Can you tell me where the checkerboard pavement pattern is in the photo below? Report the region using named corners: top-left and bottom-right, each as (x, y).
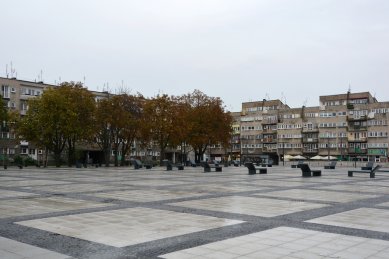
top-left (1, 164), bottom-right (389, 258)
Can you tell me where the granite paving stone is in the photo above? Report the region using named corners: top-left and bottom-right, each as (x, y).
top-left (1, 165), bottom-right (389, 258)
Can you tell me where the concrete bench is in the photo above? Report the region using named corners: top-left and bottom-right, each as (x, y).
top-left (132, 159), bottom-right (143, 169)
top-left (291, 161), bottom-right (304, 168)
top-left (245, 162), bottom-right (267, 175)
top-left (300, 164), bottom-right (321, 177)
top-left (361, 161), bottom-right (374, 170)
top-left (324, 161), bottom-right (337, 169)
top-left (165, 161), bottom-right (184, 171)
top-left (348, 165), bottom-right (381, 178)
top-left (203, 163), bottom-right (222, 173)
top-left (232, 160), bottom-right (240, 167)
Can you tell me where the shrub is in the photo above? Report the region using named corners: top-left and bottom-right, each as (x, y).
top-left (24, 156), bottom-right (37, 166)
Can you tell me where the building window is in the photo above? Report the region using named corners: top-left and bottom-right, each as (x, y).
top-left (1, 85), bottom-right (10, 98)
top-left (29, 149), bottom-right (36, 155)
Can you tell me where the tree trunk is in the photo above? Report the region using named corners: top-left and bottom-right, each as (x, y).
top-left (104, 148), bottom-right (110, 167)
top-left (67, 139), bottom-right (76, 167)
top-left (54, 152), bottom-right (61, 167)
top-left (159, 147), bottom-right (165, 165)
top-left (120, 145), bottom-right (128, 166)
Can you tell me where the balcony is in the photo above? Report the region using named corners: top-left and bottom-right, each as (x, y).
top-left (347, 115), bottom-right (368, 122)
top-left (348, 125), bottom-right (368, 132)
top-left (262, 147), bottom-right (277, 153)
top-left (263, 128), bottom-right (277, 133)
top-left (20, 94), bottom-right (36, 100)
top-left (302, 137), bottom-right (318, 143)
top-left (262, 138), bottom-right (276, 143)
top-left (302, 128), bottom-right (319, 133)
top-left (20, 141), bottom-right (29, 146)
top-left (348, 137), bottom-right (367, 143)
top-left (348, 148), bottom-right (367, 154)
top-left (262, 120), bottom-right (278, 125)
top-left (303, 149), bottom-right (318, 154)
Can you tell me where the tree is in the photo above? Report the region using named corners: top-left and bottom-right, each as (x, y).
top-left (18, 82), bottom-right (95, 167)
top-left (94, 94), bottom-right (143, 167)
top-left (170, 96), bottom-right (191, 163)
top-left (94, 97), bottom-right (114, 167)
top-left (117, 94), bottom-right (143, 166)
top-left (58, 82), bottom-right (95, 166)
top-left (184, 90), bottom-right (232, 163)
top-left (141, 94), bottom-right (176, 164)
top-left (18, 88), bottom-right (68, 167)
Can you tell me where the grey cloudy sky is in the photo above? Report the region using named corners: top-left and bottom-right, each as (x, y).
top-left (1, 0), bottom-right (389, 111)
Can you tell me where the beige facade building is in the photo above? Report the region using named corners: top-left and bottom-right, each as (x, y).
top-left (239, 92), bottom-right (389, 164)
top-left (0, 77), bottom-right (111, 164)
top-left (0, 77), bottom-right (52, 162)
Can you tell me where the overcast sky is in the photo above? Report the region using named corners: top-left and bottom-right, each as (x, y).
top-left (1, 0), bottom-right (389, 111)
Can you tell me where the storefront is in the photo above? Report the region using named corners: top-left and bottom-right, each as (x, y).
top-left (368, 149), bottom-right (388, 162)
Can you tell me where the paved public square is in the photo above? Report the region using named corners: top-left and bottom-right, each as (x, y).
top-left (1, 164), bottom-right (389, 258)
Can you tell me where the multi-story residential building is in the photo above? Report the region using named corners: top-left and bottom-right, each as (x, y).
top-left (239, 91), bottom-right (389, 163)
top-left (0, 77), bottom-right (53, 163)
top-left (0, 77), bottom-right (113, 165)
top-left (240, 99), bottom-right (288, 164)
top-left (230, 112), bottom-right (241, 160)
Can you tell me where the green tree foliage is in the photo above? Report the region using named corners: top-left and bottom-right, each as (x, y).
top-left (0, 95), bottom-right (7, 124)
top-left (58, 82), bottom-right (96, 166)
top-left (94, 94), bottom-right (143, 166)
top-left (19, 88), bottom-right (68, 167)
top-left (18, 82), bottom-right (95, 167)
top-left (117, 94), bottom-right (143, 166)
top-left (183, 90), bottom-right (232, 163)
top-left (141, 94), bottom-right (176, 164)
top-left (94, 97), bottom-right (114, 166)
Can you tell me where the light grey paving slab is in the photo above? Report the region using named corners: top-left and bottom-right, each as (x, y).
top-left (171, 184), bottom-right (265, 193)
top-left (91, 189), bottom-right (210, 202)
top-left (0, 176), bottom-right (25, 181)
top-left (317, 184), bottom-right (389, 194)
top-left (0, 197), bottom-right (107, 218)
top-left (17, 207), bottom-right (243, 247)
top-left (259, 189), bottom-right (377, 203)
top-left (0, 236), bottom-right (71, 259)
top-left (378, 201), bottom-right (389, 207)
top-left (117, 179), bottom-right (193, 186)
top-left (0, 180), bottom-right (71, 187)
top-left (242, 179), bottom-right (309, 187)
top-left (161, 227), bottom-right (389, 259)
top-left (307, 208), bottom-right (389, 233)
top-left (0, 189), bottom-right (39, 198)
top-left (21, 183), bottom-right (119, 193)
top-left (169, 196), bottom-right (327, 217)
top-left (350, 180), bottom-right (389, 187)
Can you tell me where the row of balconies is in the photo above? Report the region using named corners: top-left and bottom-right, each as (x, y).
top-left (236, 136), bottom-right (383, 145)
top-left (241, 147), bottom-right (371, 155)
top-left (301, 148), bottom-right (368, 154)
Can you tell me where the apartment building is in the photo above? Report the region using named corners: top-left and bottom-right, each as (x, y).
top-left (239, 99), bottom-right (288, 164)
top-left (0, 77), bottom-right (53, 162)
top-left (0, 77), bottom-right (112, 164)
top-left (239, 92), bottom-right (389, 163)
